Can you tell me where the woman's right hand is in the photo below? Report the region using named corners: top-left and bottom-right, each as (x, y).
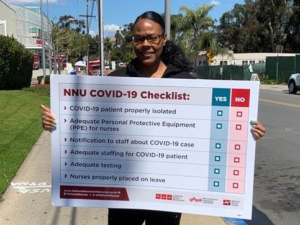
top-left (41, 104), bottom-right (56, 131)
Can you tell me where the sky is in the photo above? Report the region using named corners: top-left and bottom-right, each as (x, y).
top-left (5, 0), bottom-right (244, 37)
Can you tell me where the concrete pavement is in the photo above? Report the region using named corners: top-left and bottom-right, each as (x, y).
top-left (0, 131), bottom-right (228, 225)
top-left (259, 84), bottom-right (287, 92)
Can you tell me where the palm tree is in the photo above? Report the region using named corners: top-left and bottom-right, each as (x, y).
top-left (178, 5), bottom-right (214, 49)
top-left (177, 5), bottom-right (231, 66)
top-left (175, 5), bottom-right (215, 66)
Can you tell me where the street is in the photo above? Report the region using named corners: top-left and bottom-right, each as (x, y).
top-left (246, 87), bottom-right (300, 225)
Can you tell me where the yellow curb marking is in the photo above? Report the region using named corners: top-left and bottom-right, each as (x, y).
top-left (260, 98), bottom-right (300, 109)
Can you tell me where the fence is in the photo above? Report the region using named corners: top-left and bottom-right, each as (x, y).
top-left (196, 65), bottom-right (252, 80)
top-left (197, 55), bottom-right (300, 83)
top-left (265, 56), bottom-right (300, 83)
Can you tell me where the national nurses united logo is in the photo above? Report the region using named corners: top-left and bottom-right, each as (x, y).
top-left (189, 197), bottom-right (203, 203)
top-left (223, 199), bottom-right (232, 206)
top-left (156, 193), bottom-right (173, 200)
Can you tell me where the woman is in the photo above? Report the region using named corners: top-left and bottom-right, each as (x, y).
top-left (42, 11), bottom-right (266, 225)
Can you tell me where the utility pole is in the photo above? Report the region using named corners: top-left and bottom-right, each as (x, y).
top-left (80, 0), bottom-right (95, 75)
top-left (46, 0), bottom-right (52, 74)
top-left (97, 0), bottom-right (104, 76)
top-left (165, 0), bottom-right (171, 39)
top-left (40, 0), bottom-right (46, 81)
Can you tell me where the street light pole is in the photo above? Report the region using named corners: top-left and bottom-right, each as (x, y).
top-left (165, 0), bottom-right (171, 39)
top-left (46, 0), bottom-right (52, 74)
top-left (40, 0), bottom-right (46, 81)
top-left (98, 0), bottom-right (104, 76)
top-left (86, 0), bottom-right (89, 75)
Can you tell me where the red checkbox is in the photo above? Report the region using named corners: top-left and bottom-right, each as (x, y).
top-left (233, 170), bottom-right (239, 176)
top-left (235, 144), bottom-right (241, 150)
top-left (237, 111), bottom-right (243, 117)
top-left (236, 124), bottom-right (242, 130)
top-left (234, 157), bottom-right (240, 163)
top-left (233, 183), bottom-right (239, 188)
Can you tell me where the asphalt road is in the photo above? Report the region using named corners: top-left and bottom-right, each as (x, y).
top-left (245, 87), bottom-right (300, 225)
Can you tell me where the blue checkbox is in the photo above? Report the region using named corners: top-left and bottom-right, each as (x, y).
top-left (215, 156), bottom-right (221, 161)
top-left (214, 181), bottom-right (220, 187)
top-left (214, 168), bottom-right (220, 174)
top-left (216, 123), bottom-right (222, 129)
top-left (217, 110), bottom-right (223, 116)
top-left (215, 143), bottom-right (221, 149)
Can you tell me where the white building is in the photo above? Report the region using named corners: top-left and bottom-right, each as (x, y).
top-left (0, 0), bottom-right (17, 37)
top-left (0, 0), bottom-right (51, 66)
top-left (198, 52), bottom-right (297, 66)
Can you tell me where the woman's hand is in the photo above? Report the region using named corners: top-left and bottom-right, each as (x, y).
top-left (251, 121), bottom-right (266, 140)
top-left (41, 104), bottom-right (56, 132)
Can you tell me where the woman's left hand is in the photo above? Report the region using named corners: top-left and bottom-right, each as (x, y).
top-left (251, 121), bottom-right (266, 140)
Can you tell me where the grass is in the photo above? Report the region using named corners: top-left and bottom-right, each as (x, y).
top-left (0, 87), bottom-right (50, 197)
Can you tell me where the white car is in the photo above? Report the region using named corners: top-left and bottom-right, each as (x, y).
top-left (288, 73), bottom-right (300, 94)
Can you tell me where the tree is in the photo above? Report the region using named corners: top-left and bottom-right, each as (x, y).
top-left (217, 3), bottom-right (260, 53)
top-left (56, 15), bottom-right (85, 34)
top-left (285, 0), bottom-right (300, 52)
top-left (52, 15), bottom-right (90, 65)
top-left (173, 5), bottom-right (215, 65)
top-left (217, 0), bottom-right (292, 53)
top-left (110, 23), bottom-right (135, 63)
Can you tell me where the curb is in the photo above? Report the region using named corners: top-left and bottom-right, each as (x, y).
top-left (222, 218), bottom-right (248, 225)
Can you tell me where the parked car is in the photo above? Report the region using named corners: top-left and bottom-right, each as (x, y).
top-left (287, 73), bottom-right (300, 94)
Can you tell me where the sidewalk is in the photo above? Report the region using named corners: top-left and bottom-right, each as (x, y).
top-left (259, 84), bottom-right (287, 92)
top-left (0, 131), bottom-right (228, 225)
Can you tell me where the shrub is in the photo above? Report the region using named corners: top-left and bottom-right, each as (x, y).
top-left (44, 75), bottom-right (50, 84)
top-left (37, 75), bottom-right (43, 84)
top-left (0, 35), bottom-right (33, 90)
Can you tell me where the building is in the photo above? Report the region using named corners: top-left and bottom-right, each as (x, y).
top-left (198, 52), bottom-right (297, 66)
top-left (0, 0), bottom-right (17, 37)
top-left (0, 0), bottom-right (51, 67)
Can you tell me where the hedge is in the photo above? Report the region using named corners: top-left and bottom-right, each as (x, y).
top-left (0, 35), bottom-right (33, 90)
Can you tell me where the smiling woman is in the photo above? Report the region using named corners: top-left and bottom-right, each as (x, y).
top-left (109, 11), bottom-right (194, 79)
top-left (106, 11), bottom-right (193, 225)
top-left (40, 10), bottom-right (266, 225)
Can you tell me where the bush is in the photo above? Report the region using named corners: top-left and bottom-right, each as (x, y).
top-left (0, 35), bottom-right (33, 90)
top-left (44, 75), bottom-right (50, 84)
top-left (37, 76), bottom-right (43, 84)
top-left (36, 75), bottom-right (50, 84)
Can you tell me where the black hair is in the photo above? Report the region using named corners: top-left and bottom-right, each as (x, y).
top-left (134, 11), bottom-right (165, 32)
top-left (134, 11), bottom-right (193, 72)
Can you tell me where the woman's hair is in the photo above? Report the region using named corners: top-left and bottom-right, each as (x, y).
top-left (134, 11), bottom-right (193, 72)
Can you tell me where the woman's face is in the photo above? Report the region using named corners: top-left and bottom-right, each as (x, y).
top-left (133, 19), bottom-right (166, 66)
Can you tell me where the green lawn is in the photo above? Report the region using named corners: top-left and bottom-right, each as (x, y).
top-left (0, 88), bottom-right (50, 197)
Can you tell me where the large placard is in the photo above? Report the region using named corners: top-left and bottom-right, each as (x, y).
top-left (50, 75), bottom-right (259, 219)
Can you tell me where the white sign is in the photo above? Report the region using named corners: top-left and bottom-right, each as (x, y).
top-left (50, 75), bottom-right (260, 219)
top-left (250, 73), bottom-right (260, 82)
